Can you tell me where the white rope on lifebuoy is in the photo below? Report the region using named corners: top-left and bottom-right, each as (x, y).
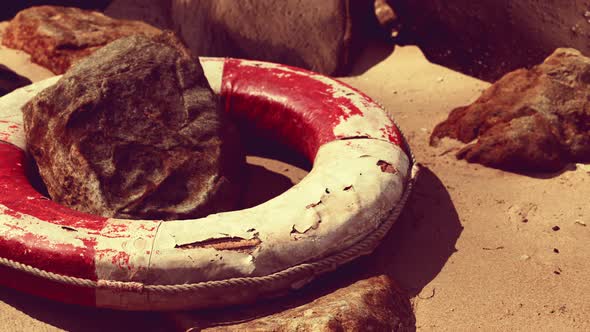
top-left (0, 58), bottom-right (417, 310)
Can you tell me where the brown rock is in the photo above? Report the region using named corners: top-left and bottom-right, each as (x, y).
top-left (431, 48), bottom-right (590, 172)
top-left (2, 5), bottom-right (161, 74)
top-left (169, 275), bottom-right (415, 331)
top-left (23, 32), bottom-right (244, 220)
top-left (105, 0), bottom-right (374, 75)
top-left (0, 64), bottom-right (31, 96)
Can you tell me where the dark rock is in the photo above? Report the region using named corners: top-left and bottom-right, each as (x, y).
top-left (0, 64), bottom-right (32, 96)
top-left (2, 5), bottom-right (161, 74)
top-left (170, 275), bottom-right (415, 331)
top-left (374, 0), bottom-right (400, 39)
top-left (23, 32), bottom-right (244, 220)
top-left (392, 0), bottom-right (590, 81)
top-left (106, 0), bottom-right (375, 75)
top-left (431, 48), bottom-right (590, 173)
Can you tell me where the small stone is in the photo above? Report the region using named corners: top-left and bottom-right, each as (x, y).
top-left (553, 248), bottom-right (560, 253)
top-left (520, 254), bottom-right (531, 261)
top-left (2, 6), bottom-right (161, 74)
top-left (552, 226), bottom-right (561, 231)
top-left (0, 64), bottom-right (31, 97)
top-left (575, 220), bottom-right (587, 227)
top-left (431, 48), bottom-right (590, 172)
top-left (173, 275), bottom-right (415, 331)
top-left (23, 33), bottom-right (244, 220)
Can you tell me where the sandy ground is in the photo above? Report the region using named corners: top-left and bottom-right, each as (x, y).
top-left (343, 43), bottom-right (590, 331)
top-left (1, 29), bottom-right (590, 330)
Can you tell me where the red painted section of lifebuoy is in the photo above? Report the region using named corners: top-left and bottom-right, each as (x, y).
top-left (0, 142), bottom-right (101, 305)
top-left (222, 59), bottom-right (402, 161)
top-left (0, 143), bottom-right (108, 230)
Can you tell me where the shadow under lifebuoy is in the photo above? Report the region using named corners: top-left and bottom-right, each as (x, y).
top-left (357, 166), bottom-right (463, 296)
top-left (0, 286), bottom-right (170, 332)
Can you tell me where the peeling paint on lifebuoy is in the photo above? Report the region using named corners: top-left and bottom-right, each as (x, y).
top-left (0, 58), bottom-right (413, 310)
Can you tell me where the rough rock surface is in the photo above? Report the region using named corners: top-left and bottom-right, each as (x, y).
top-left (0, 64), bottom-right (31, 96)
top-left (23, 33), bottom-right (244, 220)
top-left (169, 0), bottom-right (351, 75)
top-left (2, 5), bottom-right (161, 74)
top-left (170, 275), bottom-right (415, 331)
top-left (431, 48), bottom-right (590, 172)
top-left (109, 0), bottom-right (372, 75)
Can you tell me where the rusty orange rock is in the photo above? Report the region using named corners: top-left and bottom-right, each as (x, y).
top-left (431, 48), bottom-right (590, 172)
top-left (2, 5), bottom-right (161, 74)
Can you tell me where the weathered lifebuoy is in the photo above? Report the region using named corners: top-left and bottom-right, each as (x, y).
top-left (0, 58), bottom-right (418, 310)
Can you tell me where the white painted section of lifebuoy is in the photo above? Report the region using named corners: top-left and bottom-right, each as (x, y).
top-left (0, 75), bottom-right (60, 149)
top-left (200, 57), bottom-right (224, 94)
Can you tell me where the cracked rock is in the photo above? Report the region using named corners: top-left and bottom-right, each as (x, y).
top-left (2, 5), bottom-right (161, 74)
top-left (431, 48), bottom-right (590, 172)
top-left (23, 32), bottom-right (244, 220)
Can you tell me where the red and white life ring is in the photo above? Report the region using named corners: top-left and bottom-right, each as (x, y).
top-left (0, 58), bottom-right (417, 310)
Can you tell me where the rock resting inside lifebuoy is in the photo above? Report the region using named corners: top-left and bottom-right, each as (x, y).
top-left (22, 32), bottom-right (244, 220)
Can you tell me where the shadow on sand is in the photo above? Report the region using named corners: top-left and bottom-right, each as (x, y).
top-left (359, 166), bottom-right (463, 296)
top-left (164, 167), bottom-right (461, 331)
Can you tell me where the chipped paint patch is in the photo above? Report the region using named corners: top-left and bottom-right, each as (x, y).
top-left (200, 57), bottom-right (224, 94)
top-left (175, 236), bottom-right (261, 253)
top-left (377, 160), bottom-right (398, 174)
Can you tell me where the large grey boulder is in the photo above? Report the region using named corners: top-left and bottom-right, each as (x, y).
top-left (23, 33), bottom-right (244, 220)
top-left (106, 0), bottom-right (374, 75)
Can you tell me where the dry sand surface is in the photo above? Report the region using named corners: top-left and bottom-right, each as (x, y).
top-left (1, 30), bottom-right (590, 331)
top-left (343, 43), bottom-right (590, 331)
